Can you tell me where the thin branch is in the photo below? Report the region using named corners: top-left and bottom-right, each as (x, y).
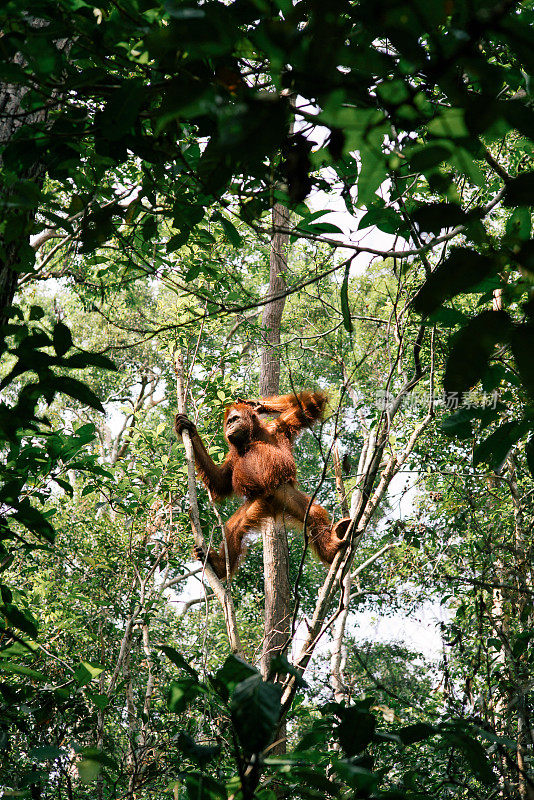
top-left (173, 350), bottom-right (244, 656)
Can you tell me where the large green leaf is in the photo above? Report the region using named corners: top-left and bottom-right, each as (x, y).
top-left (212, 654), bottom-right (258, 701)
top-left (230, 674), bottom-right (282, 755)
top-left (159, 645), bottom-right (198, 679)
top-left (182, 773), bottom-right (226, 800)
top-left (0, 603), bottom-right (38, 639)
top-left (167, 678), bottom-right (203, 713)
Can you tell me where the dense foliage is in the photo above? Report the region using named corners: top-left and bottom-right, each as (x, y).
top-left (0, 0), bottom-right (533, 798)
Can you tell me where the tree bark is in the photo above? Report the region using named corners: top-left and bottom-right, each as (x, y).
top-left (259, 203), bottom-right (289, 397)
top-left (0, 21), bottom-right (57, 324)
top-left (259, 204), bottom-right (291, 734)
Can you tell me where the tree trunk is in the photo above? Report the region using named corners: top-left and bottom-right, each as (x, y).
top-left (259, 203), bottom-right (291, 756)
top-left (259, 203), bottom-right (289, 395)
top-left (0, 25), bottom-right (53, 324)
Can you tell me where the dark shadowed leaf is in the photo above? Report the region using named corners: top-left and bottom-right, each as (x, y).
top-left (52, 321), bottom-right (72, 357)
top-left (177, 732), bottom-right (220, 766)
top-left (159, 645), bottom-right (198, 679)
top-left (340, 265), bottom-right (353, 333)
top-left (337, 706), bottom-right (376, 755)
top-left (441, 408), bottom-right (477, 439)
top-left (97, 80), bottom-right (147, 141)
top-left (502, 172), bottom-right (534, 206)
top-left (64, 352), bottom-right (116, 371)
top-left (444, 311), bottom-right (512, 396)
top-left (182, 773), bottom-right (226, 800)
top-left (413, 248), bottom-right (497, 316)
top-left (52, 377), bottom-right (105, 412)
top-left (396, 722), bottom-right (436, 745)
top-left (167, 678), bottom-right (203, 713)
top-left (267, 653), bottom-right (307, 687)
top-left (473, 420), bottom-right (530, 471)
top-left (510, 324), bottom-right (534, 399)
top-left (408, 143), bottom-right (452, 171)
top-left (0, 603), bottom-right (38, 638)
top-left (443, 730), bottom-right (495, 784)
top-left (212, 654), bottom-right (258, 700)
top-left (230, 674), bottom-right (282, 755)
top-left (526, 436), bottom-right (534, 478)
top-left (412, 202), bottom-right (467, 234)
top-left (12, 500), bottom-right (55, 542)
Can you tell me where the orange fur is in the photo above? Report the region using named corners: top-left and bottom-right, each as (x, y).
top-left (175, 390), bottom-right (350, 578)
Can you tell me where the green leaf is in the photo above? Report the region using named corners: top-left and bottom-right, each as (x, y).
top-left (77, 748), bottom-right (118, 783)
top-left (444, 310), bottom-right (512, 396)
top-left (159, 645), bottom-right (198, 679)
top-left (230, 675), bottom-right (282, 755)
top-left (413, 248), bottom-right (497, 316)
top-left (0, 661), bottom-right (47, 681)
top-left (333, 760), bottom-right (377, 793)
top-left (298, 221), bottom-right (345, 236)
top-left (182, 773), bottom-right (226, 800)
top-left (358, 206), bottom-right (405, 235)
top-left (291, 767), bottom-right (340, 796)
top-left (78, 759), bottom-right (101, 783)
top-left (473, 420), bottom-right (530, 471)
top-left (73, 661), bottom-right (104, 687)
top-left (167, 678), bottom-right (203, 713)
top-left (29, 745), bottom-right (65, 761)
top-left (427, 108), bottom-right (468, 138)
top-left (340, 265), bottom-right (353, 333)
top-left (0, 603), bottom-right (38, 638)
top-left (212, 654), bottom-right (258, 700)
top-left (505, 207), bottom-right (532, 242)
top-left (219, 214), bottom-right (242, 247)
top-left (86, 691), bottom-right (109, 710)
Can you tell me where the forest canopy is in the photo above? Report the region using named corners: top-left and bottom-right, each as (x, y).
top-left (0, 0), bottom-right (533, 798)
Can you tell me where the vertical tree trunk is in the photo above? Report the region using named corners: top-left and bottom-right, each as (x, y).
top-left (259, 203), bottom-right (289, 395)
top-left (259, 203), bottom-right (291, 704)
top-left (0, 25), bottom-right (54, 324)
